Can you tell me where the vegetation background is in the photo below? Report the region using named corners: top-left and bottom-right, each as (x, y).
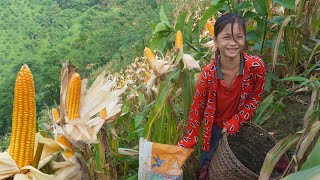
top-left (0, 0), bottom-right (319, 179)
top-left (0, 0), bottom-right (176, 136)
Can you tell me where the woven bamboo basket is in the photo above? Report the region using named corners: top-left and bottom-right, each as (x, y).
top-left (208, 123), bottom-right (284, 180)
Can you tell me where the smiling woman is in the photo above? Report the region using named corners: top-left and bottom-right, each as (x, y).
top-left (177, 12), bottom-right (266, 179)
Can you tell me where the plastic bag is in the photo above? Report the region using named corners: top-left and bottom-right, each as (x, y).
top-left (138, 137), bottom-right (194, 180)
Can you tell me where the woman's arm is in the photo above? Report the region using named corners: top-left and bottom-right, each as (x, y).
top-left (177, 68), bottom-right (209, 148)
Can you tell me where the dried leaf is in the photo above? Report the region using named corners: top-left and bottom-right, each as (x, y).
top-left (0, 152), bottom-right (19, 179)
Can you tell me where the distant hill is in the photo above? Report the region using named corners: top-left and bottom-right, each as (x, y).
top-left (0, 0), bottom-right (175, 134)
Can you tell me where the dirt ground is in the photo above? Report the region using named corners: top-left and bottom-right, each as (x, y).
top-left (263, 91), bottom-right (311, 140)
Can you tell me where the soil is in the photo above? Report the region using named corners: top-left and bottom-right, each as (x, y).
top-left (262, 92), bottom-right (311, 140)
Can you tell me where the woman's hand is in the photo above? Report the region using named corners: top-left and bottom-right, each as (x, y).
top-left (221, 127), bottom-right (227, 134)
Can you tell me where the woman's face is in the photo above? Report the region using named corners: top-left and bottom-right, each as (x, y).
top-left (214, 22), bottom-right (245, 59)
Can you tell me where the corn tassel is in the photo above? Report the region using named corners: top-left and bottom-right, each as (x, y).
top-left (56, 134), bottom-right (74, 158)
top-left (52, 108), bottom-right (59, 122)
top-left (175, 30), bottom-right (183, 49)
top-left (99, 108), bottom-right (107, 120)
top-left (206, 21), bottom-right (215, 38)
top-left (9, 64), bottom-right (36, 169)
top-left (144, 47), bottom-right (155, 69)
top-left (66, 73), bottom-right (81, 120)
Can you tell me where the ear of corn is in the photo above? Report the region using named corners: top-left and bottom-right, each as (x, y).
top-left (145, 71), bottom-right (151, 78)
top-left (144, 47), bottom-right (155, 69)
top-left (99, 108), bottom-right (107, 119)
top-left (56, 134), bottom-right (74, 158)
top-left (66, 73), bottom-right (81, 120)
top-left (9, 64), bottom-right (36, 169)
top-left (175, 30), bottom-right (183, 49)
top-left (206, 21), bottom-right (215, 38)
top-left (52, 108), bottom-right (59, 122)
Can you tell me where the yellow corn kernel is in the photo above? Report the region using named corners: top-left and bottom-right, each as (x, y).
top-left (144, 47), bottom-right (155, 69)
top-left (99, 108), bottom-right (107, 119)
top-left (175, 30), bottom-right (183, 49)
top-left (66, 73), bottom-right (81, 120)
top-left (52, 108), bottom-right (59, 122)
top-left (206, 21), bottom-right (215, 38)
top-left (145, 71), bottom-right (152, 78)
top-left (9, 64), bottom-right (36, 169)
top-left (56, 134), bottom-right (74, 158)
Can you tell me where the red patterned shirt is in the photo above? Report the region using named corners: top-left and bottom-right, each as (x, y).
top-left (177, 52), bottom-right (266, 151)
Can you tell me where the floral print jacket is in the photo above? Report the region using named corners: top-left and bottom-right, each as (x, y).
top-left (177, 52), bottom-right (266, 151)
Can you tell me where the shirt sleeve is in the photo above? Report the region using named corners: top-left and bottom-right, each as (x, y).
top-left (177, 68), bottom-right (209, 148)
top-left (224, 59), bottom-right (266, 134)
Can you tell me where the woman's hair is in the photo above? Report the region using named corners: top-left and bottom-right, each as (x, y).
top-left (214, 13), bottom-right (246, 56)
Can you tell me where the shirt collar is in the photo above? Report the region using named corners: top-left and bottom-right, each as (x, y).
top-left (217, 52), bottom-right (244, 80)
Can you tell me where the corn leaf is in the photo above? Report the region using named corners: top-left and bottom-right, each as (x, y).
top-left (259, 134), bottom-right (300, 180)
top-left (180, 70), bottom-right (196, 121)
top-left (301, 137), bottom-right (320, 170)
top-left (296, 121), bottom-right (320, 166)
top-left (273, 0), bottom-right (295, 10)
top-left (197, 3), bottom-right (222, 31)
top-left (175, 10), bottom-right (187, 31)
top-left (280, 76), bottom-right (310, 82)
top-left (254, 93), bottom-right (274, 125)
top-left (94, 133), bottom-right (106, 175)
top-left (159, 5), bottom-right (172, 28)
top-left (235, 1), bottom-right (252, 10)
top-left (143, 81), bottom-right (172, 140)
top-left (154, 102), bottom-right (168, 143)
top-left (253, 0), bottom-right (268, 16)
top-left (153, 22), bottom-right (170, 35)
top-left (282, 165), bottom-right (320, 180)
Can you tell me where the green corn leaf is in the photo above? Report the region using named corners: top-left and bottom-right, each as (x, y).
top-left (153, 22), bottom-right (170, 35)
top-left (296, 121), bottom-right (320, 168)
top-left (273, 0), bottom-right (295, 10)
top-left (254, 93), bottom-right (274, 125)
top-left (154, 102), bottom-right (168, 143)
top-left (259, 134), bottom-right (300, 180)
top-left (180, 70), bottom-right (196, 121)
top-left (253, 0), bottom-right (268, 16)
top-left (176, 10), bottom-right (187, 31)
top-left (282, 165), bottom-right (320, 180)
top-left (159, 5), bottom-right (172, 28)
top-left (301, 137), bottom-right (320, 170)
top-left (235, 1), bottom-right (252, 10)
top-left (280, 76), bottom-right (310, 82)
top-left (197, 3), bottom-right (223, 31)
top-left (143, 81), bottom-right (172, 140)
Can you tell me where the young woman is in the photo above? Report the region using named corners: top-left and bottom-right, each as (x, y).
top-left (177, 13), bottom-right (266, 178)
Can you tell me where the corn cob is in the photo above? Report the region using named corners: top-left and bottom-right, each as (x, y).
top-left (66, 73), bottom-right (81, 120)
top-left (56, 134), bottom-right (74, 158)
top-left (206, 21), bottom-right (215, 38)
top-left (144, 47), bottom-right (155, 69)
top-left (175, 30), bottom-right (183, 49)
top-left (99, 108), bottom-right (107, 119)
top-left (52, 108), bottom-right (59, 122)
top-left (9, 64), bottom-right (36, 169)
top-left (145, 71), bottom-right (152, 78)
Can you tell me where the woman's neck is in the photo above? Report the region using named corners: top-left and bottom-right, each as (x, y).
top-left (220, 53), bottom-right (241, 71)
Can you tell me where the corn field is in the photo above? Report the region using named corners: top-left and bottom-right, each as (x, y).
top-left (0, 0), bottom-right (319, 179)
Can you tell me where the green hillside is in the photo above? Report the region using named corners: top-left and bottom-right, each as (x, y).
top-left (0, 0), bottom-right (174, 134)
